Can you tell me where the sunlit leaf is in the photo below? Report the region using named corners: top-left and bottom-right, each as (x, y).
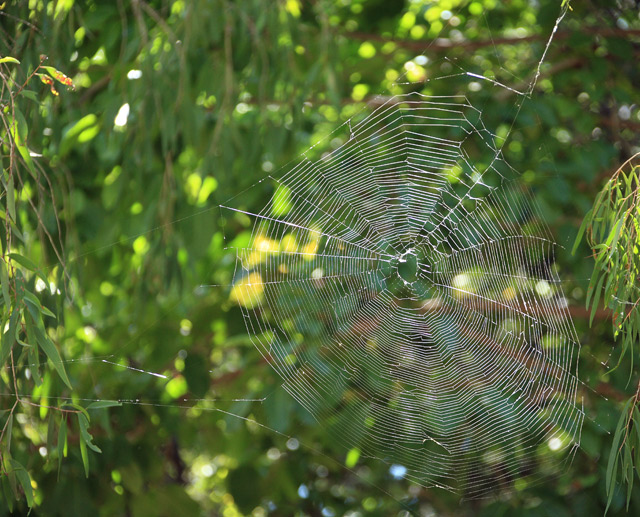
top-left (33, 322), bottom-right (72, 389)
top-left (7, 253), bottom-right (47, 284)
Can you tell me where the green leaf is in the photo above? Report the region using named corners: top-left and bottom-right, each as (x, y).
top-left (625, 441), bottom-right (633, 509)
top-left (8, 107), bottom-right (36, 174)
top-left (57, 417), bottom-right (67, 479)
top-left (7, 253), bottom-right (47, 284)
top-left (79, 435), bottom-right (89, 478)
top-left (585, 265), bottom-right (600, 308)
top-left (6, 414), bottom-right (13, 453)
top-left (1, 308), bottom-right (20, 366)
top-left (7, 219), bottom-right (24, 243)
top-left (3, 173), bottom-right (16, 222)
top-left (0, 258), bottom-right (10, 309)
top-left (8, 459), bottom-right (33, 508)
top-left (19, 89), bottom-right (39, 102)
top-left (606, 217), bottom-right (625, 258)
top-left (32, 324), bottom-right (72, 389)
top-left (39, 304), bottom-right (56, 319)
top-left (61, 402), bottom-right (90, 421)
top-left (589, 273), bottom-right (606, 326)
top-left (23, 290), bottom-right (43, 323)
top-left (6, 462), bottom-right (17, 504)
top-left (23, 290), bottom-right (56, 319)
top-left (572, 209), bottom-right (591, 255)
top-left (606, 397), bottom-right (634, 515)
top-left (606, 446), bottom-right (620, 514)
top-left (77, 413), bottom-right (102, 454)
top-left (0, 56), bottom-right (20, 64)
top-left (28, 342), bottom-right (42, 386)
top-left (1, 475), bottom-right (14, 513)
top-left (635, 410), bottom-right (640, 466)
top-left (87, 400), bottom-right (122, 410)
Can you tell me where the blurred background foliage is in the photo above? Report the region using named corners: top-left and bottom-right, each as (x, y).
top-left (1, 0), bottom-right (640, 515)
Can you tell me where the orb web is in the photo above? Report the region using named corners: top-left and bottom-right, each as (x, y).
top-left (225, 93), bottom-right (583, 496)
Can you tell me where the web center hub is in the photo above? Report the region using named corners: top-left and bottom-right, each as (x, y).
top-left (397, 249), bottom-right (418, 283)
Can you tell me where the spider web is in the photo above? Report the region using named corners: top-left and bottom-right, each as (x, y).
top-left (1, 1), bottom-right (589, 507)
top-left (222, 88), bottom-right (584, 496)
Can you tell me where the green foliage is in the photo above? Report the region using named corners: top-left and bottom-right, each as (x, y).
top-left (0, 47), bottom-right (115, 511)
top-left (605, 397), bottom-right (640, 514)
top-left (577, 155), bottom-right (640, 367)
top-left (0, 0), bottom-right (639, 515)
top-left (576, 155), bottom-right (640, 511)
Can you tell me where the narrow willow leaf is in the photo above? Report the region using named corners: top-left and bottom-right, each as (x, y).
top-left (585, 261), bottom-right (602, 308)
top-left (607, 399), bottom-right (632, 496)
top-left (23, 291), bottom-right (43, 324)
top-left (1, 475), bottom-right (14, 512)
top-left (605, 455), bottom-right (619, 515)
top-left (79, 436), bottom-right (89, 478)
top-left (7, 253), bottom-right (47, 284)
top-left (39, 304), bottom-right (56, 319)
top-left (23, 290), bottom-right (56, 319)
top-left (33, 324), bottom-right (72, 389)
top-left (0, 56), bottom-right (20, 64)
top-left (8, 107), bottom-right (36, 174)
top-left (7, 463), bottom-right (17, 502)
top-left (629, 341), bottom-right (635, 386)
top-left (572, 208), bottom-right (591, 255)
top-left (0, 258), bottom-right (10, 308)
top-left (6, 414), bottom-right (13, 453)
top-left (28, 343), bottom-right (42, 386)
top-left (607, 218), bottom-right (625, 258)
top-left (61, 402), bottom-right (90, 421)
top-left (625, 443), bottom-right (633, 508)
top-left (634, 408), bottom-right (640, 471)
top-left (77, 413), bottom-right (101, 453)
top-left (1, 308), bottom-right (20, 366)
top-left (57, 417), bottom-right (66, 479)
top-left (8, 459), bottom-right (33, 507)
top-left (19, 89), bottom-right (39, 102)
top-left (589, 273), bottom-right (606, 326)
top-left (591, 190), bottom-right (606, 226)
top-left (5, 174), bottom-right (15, 222)
top-left (604, 269), bottom-right (616, 305)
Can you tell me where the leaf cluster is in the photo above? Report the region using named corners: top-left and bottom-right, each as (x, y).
top-left (575, 154), bottom-right (640, 370)
top-left (1, 49), bottom-right (119, 511)
top-left (606, 392), bottom-right (640, 513)
top-left (575, 154), bottom-right (640, 512)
